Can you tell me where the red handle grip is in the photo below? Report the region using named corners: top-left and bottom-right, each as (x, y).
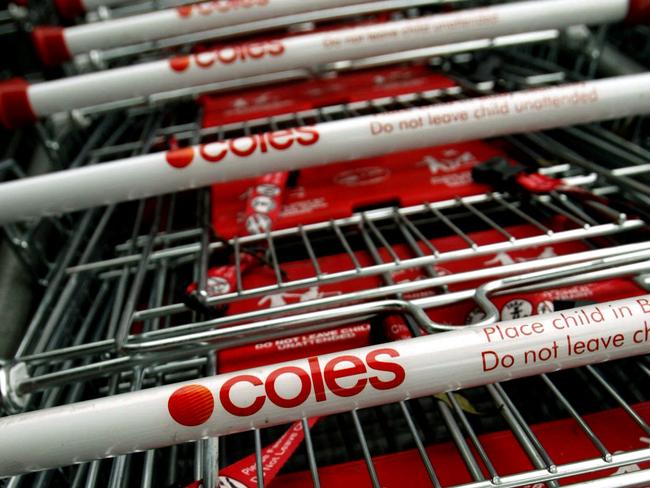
top-left (627, 0), bottom-right (650, 22)
top-left (32, 26), bottom-right (72, 67)
top-left (0, 78), bottom-right (37, 130)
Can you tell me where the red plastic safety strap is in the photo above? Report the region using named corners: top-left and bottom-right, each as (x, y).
top-left (515, 172), bottom-right (564, 193)
top-left (185, 417), bottom-right (319, 488)
top-left (185, 253), bottom-right (257, 297)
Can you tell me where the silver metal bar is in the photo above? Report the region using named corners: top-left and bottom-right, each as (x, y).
top-left (447, 392), bottom-right (500, 483)
top-left (427, 203), bottom-right (477, 250)
top-left (400, 401), bottom-right (441, 488)
top-left (491, 193), bottom-right (553, 235)
top-left (587, 365), bottom-right (650, 436)
top-left (300, 226), bottom-right (322, 278)
top-left (265, 229), bottom-right (284, 287)
top-left (364, 214), bottom-right (400, 264)
top-left (460, 199), bottom-right (514, 242)
top-left (331, 220), bottom-right (362, 271)
top-left (540, 374), bottom-right (611, 462)
top-left (438, 401), bottom-right (484, 481)
top-left (450, 449), bottom-right (650, 488)
top-left (351, 410), bottom-right (381, 488)
top-left (487, 384), bottom-right (560, 488)
top-left (301, 417), bottom-right (321, 488)
top-left (254, 429), bottom-right (264, 488)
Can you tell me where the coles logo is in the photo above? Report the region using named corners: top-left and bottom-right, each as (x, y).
top-left (177, 0), bottom-right (269, 18)
top-left (165, 127), bottom-right (319, 169)
top-left (168, 348), bottom-right (405, 424)
top-left (169, 40), bottom-right (285, 72)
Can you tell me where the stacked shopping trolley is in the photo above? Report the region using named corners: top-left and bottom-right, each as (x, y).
top-left (0, 0), bottom-right (649, 487)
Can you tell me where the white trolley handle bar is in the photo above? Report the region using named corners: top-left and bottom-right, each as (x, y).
top-left (1, 295), bottom-right (649, 476)
top-left (35, 0), bottom-right (379, 65)
top-left (2, 0), bottom-right (648, 126)
top-left (0, 73), bottom-right (649, 223)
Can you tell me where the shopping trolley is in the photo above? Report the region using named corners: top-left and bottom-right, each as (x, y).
top-left (0, 0), bottom-right (649, 487)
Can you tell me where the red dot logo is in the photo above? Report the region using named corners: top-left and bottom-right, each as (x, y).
top-left (169, 56), bottom-right (191, 72)
top-left (176, 5), bottom-right (192, 17)
top-left (166, 147), bottom-right (195, 168)
top-left (168, 384), bottom-right (214, 426)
